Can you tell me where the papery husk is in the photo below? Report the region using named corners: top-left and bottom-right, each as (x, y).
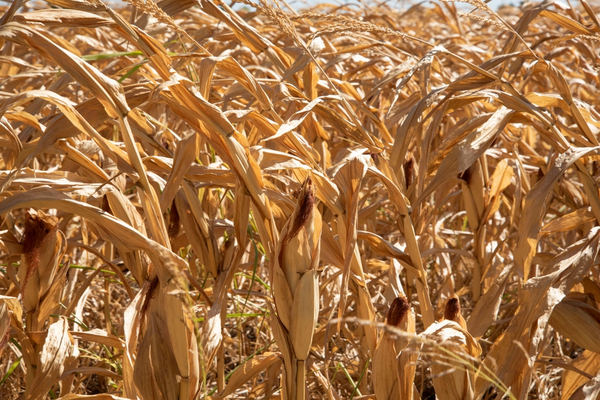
top-left (271, 177), bottom-right (322, 400)
top-left (19, 210), bottom-right (67, 331)
top-left (24, 317), bottom-right (75, 400)
top-left (422, 297), bottom-right (481, 400)
top-left (372, 297), bottom-right (416, 400)
top-left (373, 336), bottom-right (400, 400)
top-left (290, 268), bottom-right (319, 361)
top-left (0, 304), bottom-right (10, 358)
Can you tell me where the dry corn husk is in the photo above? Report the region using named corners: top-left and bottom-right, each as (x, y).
top-left (372, 296), bottom-right (417, 400)
top-left (25, 317), bottom-right (75, 400)
top-left (0, 303), bottom-right (9, 358)
top-left (549, 292), bottom-right (600, 354)
top-left (18, 209), bottom-right (67, 332)
top-left (461, 161), bottom-right (484, 231)
top-left (272, 177), bottom-right (322, 400)
top-left (461, 161), bottom-right (486, 301)
top-left (422, 298), bottom-right (481, 400)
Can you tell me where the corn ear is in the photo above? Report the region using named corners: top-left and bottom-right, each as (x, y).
top-left (373, 335), bottom-right (400, 400)
top-left (461, 180), bottom-right (480, 231)
top-left (290, 269), bottom-right (319, 361)
top-left (19, 210), bottom-right (67, 331)
top-left (422, 298), bottom-right (481, 400)
top-left (273, 263), bottom-right (294, 330)
top-left (271, 177), bottom-right (322, 400)
top-left (462, 162), bottom-right (484, 300)
top-left (468, 160), bottom-right (485, 219)
top-left (444, 295), bottom-right (468, 331)
top-left (398, 341), bottom-right (420, 400)
top-left (24, 317), bottom-right (75, 400)
top-left (372, 297), bottom-right (415, 400)
top-left (0, 304), bottom-right (9, 358)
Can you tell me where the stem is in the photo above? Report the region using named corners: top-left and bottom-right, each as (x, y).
top-left (217, 342), bottom-right (225, 392)
top-left (349, 357), bottom-right (370, 400)
top-left (296, 360), bottom-right (306, 400)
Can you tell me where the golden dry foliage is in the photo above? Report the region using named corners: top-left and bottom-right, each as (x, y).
top-left (1, 0), bottom-right (600, 399)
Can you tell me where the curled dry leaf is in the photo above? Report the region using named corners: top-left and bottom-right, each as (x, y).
top-left (549, 292), bottom-right (600, 354)
top-left (561, 350), bottom-right (600, 400)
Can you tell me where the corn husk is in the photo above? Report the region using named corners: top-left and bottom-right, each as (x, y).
top-left (24, 317), bottom-right (75, 400)
top-left (372, 297), bottom-right (417, 400)
top-left (422, 298), bottom-right (481, 400)
top-left (18, 210), bottom-right (67, 332)
top-left (0, 303), bottom-right (10, 358)
top-left (272, 177), bottom-right (322, 400)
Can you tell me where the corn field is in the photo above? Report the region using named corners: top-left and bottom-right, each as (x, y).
top-left (1, 0), bottom-right (600, 398)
